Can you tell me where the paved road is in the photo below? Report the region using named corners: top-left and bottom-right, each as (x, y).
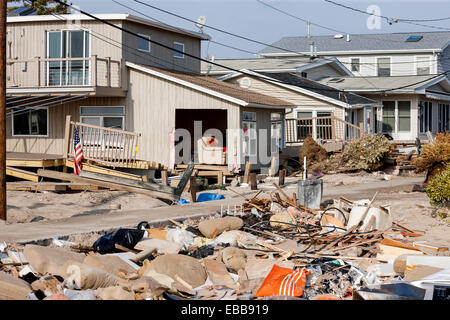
top-left (0, 176), bottom-right (424, 244)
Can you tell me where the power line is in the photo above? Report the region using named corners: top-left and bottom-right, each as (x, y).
top-left (110, 0), bottom-right (257, 55)
top-left (324, 0), bottom-right (450, 31)
top-left (41, 1), bottom-right (450, 95)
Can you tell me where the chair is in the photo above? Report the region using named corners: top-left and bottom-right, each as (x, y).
top-left (197, 136), bottom-right (226, 165)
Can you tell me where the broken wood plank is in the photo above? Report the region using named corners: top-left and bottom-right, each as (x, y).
top-left (65, 159), bottom-right (143, 181)
top-left (174, 162), bottom-right (196, 196)
top-left (37, 169), bottom-right (178, 200)
top-left (250, 173), bottom-right (257, 190)
top-left (243, 161), bottom-right (251, 184)
top-left (189, 176), bottom-right (197, 203)
top-left (278, 169), bottom-right (286, 186)
top-left (161, 170), bottom-right (168, 186)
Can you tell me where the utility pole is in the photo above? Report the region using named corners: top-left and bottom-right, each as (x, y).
top-left (0, 0), bottom-right (6, 221)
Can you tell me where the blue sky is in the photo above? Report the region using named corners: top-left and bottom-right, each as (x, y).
top-left (67, 0), bottom-right (450, 59)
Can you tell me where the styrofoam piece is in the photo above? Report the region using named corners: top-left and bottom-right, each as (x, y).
top-left (347, 205), bottom-right (393, 231)
top-left (109, 252), bottom-right (140, 270)
top-left (7, 251), bottom-right (27, 264)
top-left (406, 256), bottom-right (450, 271)
top-left (52, 238), bottom-right (75, 247)
top-left (19, 265), bottom-right (37, 277)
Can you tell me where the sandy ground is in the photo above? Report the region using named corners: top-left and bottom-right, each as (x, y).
top-left (4, 172), bottom-right (449, 246)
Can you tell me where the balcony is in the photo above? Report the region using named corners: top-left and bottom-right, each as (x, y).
top-left (6, 56), bottom-right (126, 96)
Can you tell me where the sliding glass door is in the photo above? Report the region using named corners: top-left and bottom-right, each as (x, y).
top-left (46, 30), bottom-right (90, 86)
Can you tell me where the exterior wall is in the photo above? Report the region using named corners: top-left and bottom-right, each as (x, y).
top-left (127, 68), bottom-right (242, 170)
top-left (336, 53), bottom-right (439, 77)
top-left (438, 44), bottom-right (450, 74)
top-left (302, 64), bottom-right (348, 81)
top-left (122, 21), bottom-right (201, 74)
top-left (6, 96), bottom-right (126, 155)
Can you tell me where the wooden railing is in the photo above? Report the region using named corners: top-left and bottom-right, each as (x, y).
top-left (6, 55), bottom-right (122, 88)
top-left (285, 115), bottom-right (364, 144)
top-left (64, 115), bottom-right (141, 167)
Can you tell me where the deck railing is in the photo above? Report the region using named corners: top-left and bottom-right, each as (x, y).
top-left (285, 115), bottom-right (364, 144)
top-left (7, 55), bottom-right (122, 88)
top-left (64, 116), bottom-right (141, 167)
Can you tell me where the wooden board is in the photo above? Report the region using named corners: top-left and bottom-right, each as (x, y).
top-left (6, 167), bottom-right (39, 182)
top-left (6, 159), bottom-right (65, 168)
top-left (65, 159), bottom-right (143, 181)
top-left (176, 164), bottom-right (228, 171)
top-left (7, 182), bottom-right (106, 192)
top-left (376, 244), bottom-right (424, 262)
top-left (37, 169), bottom-right (178, 200)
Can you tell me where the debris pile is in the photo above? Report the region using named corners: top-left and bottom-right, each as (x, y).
top-left (1, 185), bottom-right (449, 300)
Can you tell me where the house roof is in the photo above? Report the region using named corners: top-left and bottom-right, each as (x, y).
top-left (253, 71), bottom-right (379, 107)
top-left (200, 57), bottom-right (352, 76)
top-left (318, 74), bottom-right (450, 94)
top-left (126, 62), bottom-right (295, 108)
top-left (259, 31), bottom-right (450, 56)
top-left (6, 13), bottom-right (210, 40)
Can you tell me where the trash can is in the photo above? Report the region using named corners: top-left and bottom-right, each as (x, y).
top-left (297, 179), bottom-right (323, 209)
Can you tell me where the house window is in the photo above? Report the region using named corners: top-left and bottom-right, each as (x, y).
top-left (377, 57), bottom-right (391, 76)
top-left (296, 111), bottom-right (313, 139)
top-left (382, 101), bottom-right (395, 133)
top-left (351, 58), bottom-right (360, 72)
top-left (419, 101), bottom-right (433, 133)
top-left (438, 103), bottom-right (449, 132)
top-left (80, 106), bottom-right (125, 130)
top-left (271, 112), bottom-right (283, 154)
top-left (242, 112), bottom-right (257, 157)
top-left (173, 42), bottom-right (185, 59)
top-left (12, 108), bottom-right (48, 136)
top-left (398, 101), bottom-right (411, 132)
top-left (300, 72), bottom-right (308, 78)
top-left (382, 101), bottom-right (411, 133)
top-left (416, 56), bottom-right (431, 75)
top-left (137, 34), bottom-right (151, 52)
top-left (46, 30), bottom-right (90, 86)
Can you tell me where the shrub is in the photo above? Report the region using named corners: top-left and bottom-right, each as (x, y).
top-left (299, 137), bottom-right (328, 170)
top-left (342, 134), bottom-right (391, 171)
top-left (415, 132), bottom-right (450, 179)
top-left (425, 163), bottom-right (450, 207)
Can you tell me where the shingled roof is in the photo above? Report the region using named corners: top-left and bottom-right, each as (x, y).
top-left (259, 31), bottom-right (450, 55)
top-left (257, 72), bottom-right (378, 106)
top-left (126, 62), bottom-right (295, 108)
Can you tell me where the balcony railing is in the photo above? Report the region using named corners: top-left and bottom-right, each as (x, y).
top-left (285, 115), bottom-right (364, 144)
top-left (7, 55), bottom-right (122, 89)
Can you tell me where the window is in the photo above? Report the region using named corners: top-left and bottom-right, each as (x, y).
top-left (438, 103), bottom-right (449, 132)
top-left (46, 30), bottom-right (90, 86)
top-left (406, 35), bottom-right (423, 42)
top-left (300, 72), bottom-right (308, 78)
top-left (242, 112), bottom-right (256, 157)
top-left (382, 101), bottom-right (395, 133)
top-left (137, 34), bottom-right (151, 52)
top-left (296, 111), bottom-right (313, 139)
top-left (12, 108), bottom-right (48, 136)
top-left (351, 58), bottom-right (360, 72)
top-left (173, 42), bottom-right (185, 59)
top-left (271, 112), bottom-right (283, 154)
top-left (398, 101), bottom-right (411, 132)
top-left (377, 58), bottom-right (391, 76)
top-left (416, 56), bottom-right (431, 75)
top-left (80, 106), bottom-right (125, 130)
top-left (419, 101), bottom-right (433, 133)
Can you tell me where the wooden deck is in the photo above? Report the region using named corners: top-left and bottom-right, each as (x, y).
top-left (6, 152), bottom-right (65, 167)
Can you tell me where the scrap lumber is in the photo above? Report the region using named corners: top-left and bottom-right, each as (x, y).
top-left (243, 161), bottom-right (251, 184)
top-left (65, 159), bottom-right (144, 181)
top-left (174, 162), bottom-right (196, 196)
top-left (6, 166), bottom-right (39, 182)
top-left (6, 182), bottom-right (106, 192)
top-left (37, 169), bottom-right (178, 200)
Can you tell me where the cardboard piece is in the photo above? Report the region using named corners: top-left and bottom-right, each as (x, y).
top-left (204, 258), bottom-right (238, 290)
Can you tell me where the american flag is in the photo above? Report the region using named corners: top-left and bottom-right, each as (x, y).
top-left (73, 126), bottom-right (84, 175)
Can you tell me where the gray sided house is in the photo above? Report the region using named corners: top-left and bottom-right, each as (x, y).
top-left (6, 14), bottom-right (293, 172)
top-left (258, 31), bottom-right (450, 77)
top-left (319, 75), bottom-right (450, 142)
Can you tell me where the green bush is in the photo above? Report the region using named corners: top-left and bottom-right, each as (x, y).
top-left (342, 134), bottom-right (391, 171)
top-left (425, 163), bottom-right (450, 207)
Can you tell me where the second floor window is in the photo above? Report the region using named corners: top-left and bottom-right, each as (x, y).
top-left (173, 42), bottom-right (185, 59)
top-left (137, 34), bottom-right (151, 52)
top-left (351, 58), bottom-right (360, 72)
top-left (416, 56), bottom-right (431, 75)
top-left (377, 57), bottom-right (391, 77)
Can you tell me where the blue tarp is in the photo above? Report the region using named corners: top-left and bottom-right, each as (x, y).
top-left (178, 193), bottom-right (225, 204)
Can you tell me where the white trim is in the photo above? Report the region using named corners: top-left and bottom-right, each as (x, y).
top-left (295, 57), bottom-right (353, 76)
top-left (7, 14), bottom-right (210, 40)
top-left (173, 42), bottom-right (185, 59)
top-left (259, 48), bottom-right (444, 57)
top-left (415, 75), bottom-right (450, 93)
top-left (6, 87), bottom-right (95, 95)
top-left (137, 33), bottom-right (151, 53)
top-left (11, 106), bottom-right (49, 137)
